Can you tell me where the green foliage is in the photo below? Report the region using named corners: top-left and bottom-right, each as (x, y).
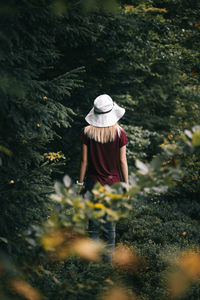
top-left (123, 125), bottom-right (157, 172)
top-left (0, 0), bottom-right (200, 299)
top-left (27, 177), bottom-right (131, 249)
top-left (117, 194), bottom-right (200, 300)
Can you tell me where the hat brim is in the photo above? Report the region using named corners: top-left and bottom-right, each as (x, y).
top-left (85, 102), bottom-right (125, 127)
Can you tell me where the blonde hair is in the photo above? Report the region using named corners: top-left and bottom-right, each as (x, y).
top-left (84, 123), bottom-right (122, 144)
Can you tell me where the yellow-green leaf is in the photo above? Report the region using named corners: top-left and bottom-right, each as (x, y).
top-left (192, 131), bottom-right (200, 147)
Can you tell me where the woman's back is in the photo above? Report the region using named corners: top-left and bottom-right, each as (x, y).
top-left (78, 94), bottom-right (129, 262)
top-left (80, 124), bottom-right (128, 185)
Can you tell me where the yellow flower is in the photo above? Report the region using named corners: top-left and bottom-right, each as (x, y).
top-left (168, 134), bottom-right (173, 139)
top-left (110, 194), bottom-right (122, 200)
top-left (160, 8), bottom-right (167, 13)
top-left (85, 200), bottom-right (94, 208)
top-left (78, 203), bottom-right (85, 209)
top-left (98, 187), bottom-right (106, 193)
top-left (93, 203), bottom-right (106, 209)
top-left (124, 5), bottom-right (134, 12)
top-left (96, 58), bottom-right (105, 62)
top-left (162, 160), bottom-right (170, 166)
top-left (43, 151), bottom-right (65, 161)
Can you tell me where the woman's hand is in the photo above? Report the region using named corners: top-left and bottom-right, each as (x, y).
top-left (76, 180), bottom-right (84, 195)
top-left (122, 182), bottom-right (129, 193)
top-left (78, 186), bottom-right (84, 195)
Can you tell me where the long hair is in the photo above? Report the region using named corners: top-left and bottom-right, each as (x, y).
top-left (84, 123), bottom-right (122, 144)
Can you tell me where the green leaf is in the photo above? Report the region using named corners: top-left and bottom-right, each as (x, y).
top-left (52, 0), bottom-right (68, 16)
top-left (0, 237), bottom-right (8, 244)
top-left (63, 175), bottom-right (71, 188)
top-left (184, 130), bottom-right (192, 139)
top-left (192, 131), bottom-right (200, 147)
top-left (0, 145), bottom-right (12, 156)
top-left (150, 156), bottom-right (163, 169)
top-left (135, 159), bottom-right (149, 174)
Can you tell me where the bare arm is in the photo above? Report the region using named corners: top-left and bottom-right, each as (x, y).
top-left (79, 143), bottom-right (88, 183)
top-left (120, 145), bottom-right (129, 185)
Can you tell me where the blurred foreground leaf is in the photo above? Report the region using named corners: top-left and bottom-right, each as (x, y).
top-left (10, 279), bottom-right (42, 300)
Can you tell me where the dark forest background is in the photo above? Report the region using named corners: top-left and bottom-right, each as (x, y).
top-left (0, 0), bottom-right (200, 299)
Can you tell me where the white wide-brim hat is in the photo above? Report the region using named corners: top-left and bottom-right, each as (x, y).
top-left (85, 94), bottom-right (125, 127)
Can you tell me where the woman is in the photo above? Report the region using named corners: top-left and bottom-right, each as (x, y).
top-left (77, 94), bottom-right (128, 262)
